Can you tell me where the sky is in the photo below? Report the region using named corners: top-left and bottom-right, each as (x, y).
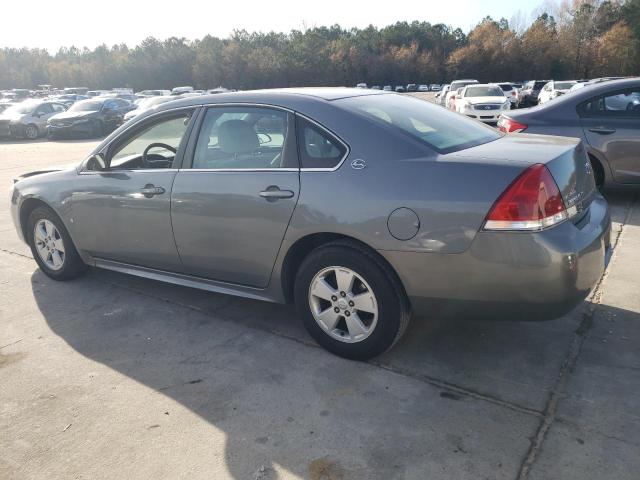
top-left (2, 0), bottom-right (546, 52)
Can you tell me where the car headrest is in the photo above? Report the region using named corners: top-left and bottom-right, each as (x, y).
top-left (218, 120), bottom-right (259, 154)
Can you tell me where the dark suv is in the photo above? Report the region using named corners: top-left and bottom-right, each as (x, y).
top-left (517, 80), bottom-right (550, 108)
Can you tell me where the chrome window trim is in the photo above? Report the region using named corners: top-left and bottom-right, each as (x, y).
top-left (83, 101), bottom-right (351, 174)
top-left (78, 168), bottom-right (180, 175)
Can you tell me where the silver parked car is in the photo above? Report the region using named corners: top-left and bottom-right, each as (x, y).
top-left (10, 88), bottom-right (611, 359)
top-left (498, 78), bottom-right (640, 188)
top-left (0, 100), bottom-right (67, 139)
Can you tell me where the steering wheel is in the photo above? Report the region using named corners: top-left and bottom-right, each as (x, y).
top-left (142, 143), bottom-right (177, 168)
top-left (258, 133), bottom-right (272, 145)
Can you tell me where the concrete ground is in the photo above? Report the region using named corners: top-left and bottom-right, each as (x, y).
top-left (1, 138), bottom-right (638, 480)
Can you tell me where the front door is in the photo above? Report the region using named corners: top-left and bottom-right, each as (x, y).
top-left (68, 109), bottom-right (196, 270)
top-left (171, 106), bottom-right (299, 288)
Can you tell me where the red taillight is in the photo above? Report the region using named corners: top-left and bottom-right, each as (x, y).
top-left (498, 117), bottom-right (527, 133)
top-left (484, 164), bottom-right (569, 231)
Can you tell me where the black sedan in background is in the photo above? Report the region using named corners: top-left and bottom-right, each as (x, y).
top-left (47, 98), bottom-right (135, 139)
top-left (499, 77), bottom-right (640, 188)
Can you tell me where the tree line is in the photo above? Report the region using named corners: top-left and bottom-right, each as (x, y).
top-left (0, 0), bottom-right (638, 91)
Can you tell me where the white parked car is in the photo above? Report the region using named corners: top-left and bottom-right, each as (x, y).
top-left (435, 84), bottom-right (450, 106)
top-left (493, 83), bottom-right (518, 108)
top-left (455, 84), bottom-right (510, 123)
top-left (537, 81), bottom-right (577, 104)
top-left (445, 79), bottom-right (478, 110)
top-left (418, 84), bottom-right (430, 92)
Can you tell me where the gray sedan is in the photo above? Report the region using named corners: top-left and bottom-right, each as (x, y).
top-left (10, 88), bottom-right (610, 359)
top-left (498, 77), bottom-right (640, 188)
top-left (0, 100), bottom-right (67, 139)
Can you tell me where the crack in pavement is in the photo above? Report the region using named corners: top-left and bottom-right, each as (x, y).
top-left (516, 195), bottom-right (637, 480)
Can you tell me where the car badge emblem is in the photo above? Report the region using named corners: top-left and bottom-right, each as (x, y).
top-left (351, 159), bottom-right (366, 170)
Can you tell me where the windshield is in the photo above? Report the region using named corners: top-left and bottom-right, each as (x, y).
top-left (555, 81), bottom-right (576, 90)
top-left (533, 81), bottom-right (548, 89)
top-left (465, 86), bottom-right (504, 97)
top-left (497, 84), bottom-right (513, 91)
top-left (3, 102), bottom-right (37, 115)
top-left (70, 100), bottom-right (103, 112)
top-left (339, 94), bottom-right (499, 154)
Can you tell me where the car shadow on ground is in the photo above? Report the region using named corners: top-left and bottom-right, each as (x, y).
top-left (29, 259), bottom-right (635, 478)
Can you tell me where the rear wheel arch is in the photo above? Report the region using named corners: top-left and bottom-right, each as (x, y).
top-left (280, 232), bottom-right (409, 307)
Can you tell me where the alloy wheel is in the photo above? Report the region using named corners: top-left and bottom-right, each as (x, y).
top-left (33, 219), bottom-right (65, 270)
top-left (25, 125), bottom-right (39, 139)
top-left (308, 266), bottom-right (378, 343)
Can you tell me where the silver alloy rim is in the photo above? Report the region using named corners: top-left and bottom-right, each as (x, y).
top-left (33, 219), bottom-right (65, 271)
top-left (308, 266), bottom-right (378, 343)
top-left (26, 125), bottom-right (38, 139)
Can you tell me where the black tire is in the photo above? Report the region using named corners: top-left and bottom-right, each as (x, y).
top-left (294, 241), bottom-right (411, 360)
top-left (27, 206), bottom-right (87, 280)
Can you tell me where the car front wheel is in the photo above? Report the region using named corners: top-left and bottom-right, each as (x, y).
top-left (27, 206), bottom-right (87, 280)
top-left (294, 241), bottom-right (410, 360)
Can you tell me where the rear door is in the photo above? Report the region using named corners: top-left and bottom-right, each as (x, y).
top-left (171, 106), bottom-right (299, 288)
top-left (580, 87), bottom-right (640, 184)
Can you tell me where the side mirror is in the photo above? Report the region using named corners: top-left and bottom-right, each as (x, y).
top-left (84, 153), bottom-right (107, 171)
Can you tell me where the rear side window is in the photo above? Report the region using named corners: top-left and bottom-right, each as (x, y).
top-left (296, 117), bottom-right (347, 169)
top-left (338, 93), bottom-right (499, 154)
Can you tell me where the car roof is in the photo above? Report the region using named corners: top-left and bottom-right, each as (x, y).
top-left (152, 87), bottom-right (389, 112)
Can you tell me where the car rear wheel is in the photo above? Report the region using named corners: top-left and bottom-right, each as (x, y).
top-left (294, 241), bottom-right (410, 360)
top-left (27, 206), bottom-right (87, 280)
top-left (25, 124), bottom-right (39, 140)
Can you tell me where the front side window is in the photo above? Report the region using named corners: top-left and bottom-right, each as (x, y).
top-left (108, 110), bottom-right (194, 170)
top-left (51, 103), bottom-right (66, 112)
top-left (581, 89), bottom-right (640, 116)
top-left (192, 107), bottom-right (293, 169)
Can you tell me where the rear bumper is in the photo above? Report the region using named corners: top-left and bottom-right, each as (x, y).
top-left (381, 195), bottom-right (611, 321)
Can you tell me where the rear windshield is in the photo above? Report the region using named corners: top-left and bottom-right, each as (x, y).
top-left (555, 81), bottom-right (576, 90)
top-left (450, 81), bottom-right (477, 90)
top-left (533, 81), bottom-right (547, 89)
top-left (338, 94), bottom-right (500, 154)
top-left (497, 84), bottom-right (513, 91)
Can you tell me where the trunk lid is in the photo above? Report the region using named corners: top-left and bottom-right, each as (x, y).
top-left (446, 133), bottom-right (597, 218)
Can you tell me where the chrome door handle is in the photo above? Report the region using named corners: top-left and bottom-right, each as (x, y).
top-left (588, 127), bottom-right (616, 135)
top-left (140, 184), bottom-right (165, 198)
top-left (259, 187), bottom-right (294, 201)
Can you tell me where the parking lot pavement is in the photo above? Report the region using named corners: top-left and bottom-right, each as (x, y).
top-left (1, 139), bottom-right (639, 479)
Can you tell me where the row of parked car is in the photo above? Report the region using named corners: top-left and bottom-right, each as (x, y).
top-left (428, 76), bottom-right (639, 189)
top-left (356, 83), bottom-right (442, 92)
top-left (0, 86), bottom-right (232, 140)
